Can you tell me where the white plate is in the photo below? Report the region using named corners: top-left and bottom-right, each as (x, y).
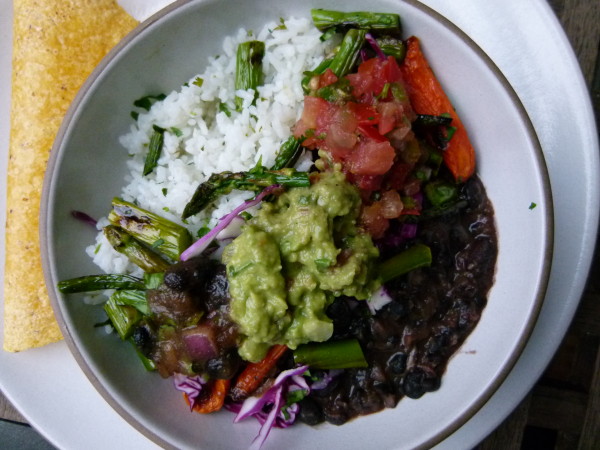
top-left (0, 0), bottom-right (597, 449)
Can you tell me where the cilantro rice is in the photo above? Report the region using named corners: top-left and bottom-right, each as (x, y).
top-left (86, 17), bottom-right (332, 274)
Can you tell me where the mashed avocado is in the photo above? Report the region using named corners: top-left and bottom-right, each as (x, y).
top-left (223, 170), bottom-right (380, 362)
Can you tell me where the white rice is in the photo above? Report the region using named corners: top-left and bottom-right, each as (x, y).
top-left (87, 17), bottom-right (332, 275)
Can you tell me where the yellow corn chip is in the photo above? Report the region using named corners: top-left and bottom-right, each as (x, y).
top-left (3, 0), bottom-right (138, 352)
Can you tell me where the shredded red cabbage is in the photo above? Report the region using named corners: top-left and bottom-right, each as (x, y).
top-left (172, 373), bottom-right (208, 411)
top-left (376, 222), bottom-right (418, 253)
top-left (232, 365), bottom-right (309, 450)
top-left (71, 210), bottom-right (98, 228)
top-left (365, 33), bottom-right (386, 60)
top-left (310, 369), bottom-right (343, 390)
top-left (180, 185), bottom-right (281, 261)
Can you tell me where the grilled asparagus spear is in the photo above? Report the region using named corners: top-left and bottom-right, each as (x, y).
top-left (108, 198), bottom-right (192, 261)
top-left (311, 9), bottom-right (401, 35)
top-left (182, 166), bottom-right (310, 219)
top-left (103, 225), bottom-right (170, 273)
top-left (235, 40), bottom-right (265, 111)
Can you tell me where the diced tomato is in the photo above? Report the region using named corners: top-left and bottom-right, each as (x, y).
top-left (382, 56), bottom-right (403, 88)
top-left (347, 102), bottom-right (380, 126)
top-left (318, 68), bottom-right (338, 88)
top-left (357, 124), bottom-right (387, 143)
top-left (377, 100), bottom-right (404, 135)
top-left (348, 56), bottom-right (405, 100)
top-left (360, 202), bottom-right (389, 239)
top-left (380, 190), bottom-right (404, 219)
top-left (347, 58), bottom-right (378, 98)
top-left (346, 139), bottom-right (395, 176)
top-left (385, 162), bottom-right (413, 191)
top-left (293, 96), bottom-right (328, 139)
top-left (326, 125), bottom-right (357, 159)
top-left (347, 173), bottom-right (384, 192)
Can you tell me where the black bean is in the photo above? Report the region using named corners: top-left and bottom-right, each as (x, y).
top-left (355, 389), bottom-right (384, 415)
top-left (327, 298), bottom-right (353, 338)
top-left (403, 368), bottom-right (441, 399)
top-left (298, 397), bottom-right (324, 425)
top-left (464, 176), bottom-right (485, 209)
top-left (163, 271), bottom-right (188, 291)
top-left (321, 396), bottom-right (351, 425)
top-left (202, 264), bottom-right (230, 310)
top-left (387, 352), bottom-right (407, 374)
top-left (164, 257), bottom-right (211, 291)
top-left (381, 300), bottom-right (408, 319)
top-left (132, 324), bottom-right (154, 357)
top-left (204, 351), bottom-right (241, 379)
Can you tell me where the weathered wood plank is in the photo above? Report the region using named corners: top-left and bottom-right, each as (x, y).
top-left (478, 396), bottom-right (531, 450)
top-left (0, 390), bottom-right (26, 423)
top-left (578, 347), bottom-right (600, 450)
top-left (527, 385), bottom-right (588, 433)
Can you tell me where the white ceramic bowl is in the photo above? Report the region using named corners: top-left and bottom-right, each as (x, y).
top-left (41, 1), bottom-right (553, 449)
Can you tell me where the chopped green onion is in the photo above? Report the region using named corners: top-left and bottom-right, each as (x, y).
top-left (379, 244), bottom-right (432, 283)
top-left (104, 295), bottom-right (142, 340)
top-left (293, 339), bottom-right (368, 369)
top-left (57, 274), bottom-right (145, 294)
top-left (133, 93), bottom-right (166, 111)
top-left (143, 125), bottom-right (166, 176)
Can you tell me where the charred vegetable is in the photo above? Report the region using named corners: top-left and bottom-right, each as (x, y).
top-left (108, 198), bottom-right (192, 260)
top-left (235, 40), bottom-right (265, 111)
top-left (103, 225), bottom-right (170, 273)
top-left (182, 166), bottom-right (310, 219)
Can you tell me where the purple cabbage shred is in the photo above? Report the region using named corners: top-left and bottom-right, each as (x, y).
top-left (173, 373), bottom-right (207, 411)
top-left (71, 210), bottom-right (98, 228)
top-left (365, 33), bottom-right (386, 60)
top-left (230, 365), bottom-right (309, 450)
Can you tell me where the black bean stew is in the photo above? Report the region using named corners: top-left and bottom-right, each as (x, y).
top-left (294, 175), bottom-right (497, 425)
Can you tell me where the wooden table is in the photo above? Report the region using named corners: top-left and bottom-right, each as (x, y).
top-left (1, 1), bottom-right (599, 448)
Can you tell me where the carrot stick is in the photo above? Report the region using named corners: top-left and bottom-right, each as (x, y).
top-left (400, 36), bottom-right (476, 182)
top-left (186, 378), bottom-right (230, 414)
top-left (230, 344), bottom-right (288, 402)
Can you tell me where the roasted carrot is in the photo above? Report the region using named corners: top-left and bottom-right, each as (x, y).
top-left (185, 378), bottom-right (230, 414)
top-left (230, 344), bottom-right (288, 402)
top-left (400, 36), bottom-right (475, 182)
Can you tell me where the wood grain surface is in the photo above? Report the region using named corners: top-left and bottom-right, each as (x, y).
top-left (479, 1), bottom-right (600, 448)
top-left (1, 1), bottom-right (599, 448)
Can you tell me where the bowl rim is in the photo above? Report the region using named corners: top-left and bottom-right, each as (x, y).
top-left (40, 0), bottom-right (554, 448)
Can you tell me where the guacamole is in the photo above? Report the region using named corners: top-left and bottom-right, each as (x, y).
top-left (223, 171), bottom-right (380, 362)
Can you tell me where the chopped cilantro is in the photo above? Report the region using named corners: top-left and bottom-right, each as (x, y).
top-left (197, 226), bottom-right (211, 238)
top-left (529, 202), bottom-right (537, 210)
top-left (219, 102), bottom-right (232, 117)
top-left (315, 258), bottom-right (332, 271)
top-left (273, 18), bottom-right (287, 31)
top-left (162, 188), bottom-right (168, 196)
top-left (193, 77), bottom-right (204, 87)
top-left (170, 127), bottom-right (183, 137)
top-left (133, 93), bottom-right (166, 111)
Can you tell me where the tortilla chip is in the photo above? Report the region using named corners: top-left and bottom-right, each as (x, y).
top-left (3, 0), bottom-right (138, 352)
